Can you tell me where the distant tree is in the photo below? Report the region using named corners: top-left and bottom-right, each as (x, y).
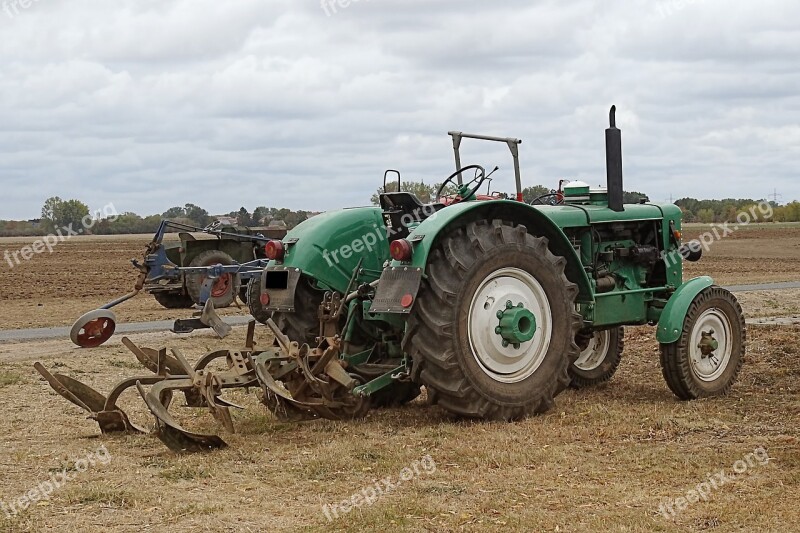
top-left (285, 211), bottom-right (309, 229)
top-left (623, 191), bottom-right (650, 204)
top-left (252, 206), bottom-right (268, 225)
top-left (696, 208), bottom-right (715, 223)
top-left (41, 196), bottom-right (63, 232)
top-left (162, 206), bottom-right (185, 219)
top-left (237, 207), bottom-right (252, 226)
top-left (183, 203), bottom-right (210, 227)
top-left (520, 186), bottom-right (552, 204)
top-left (40, 197), bottom-right (89, 232)
top-left (274, 208), bottom-right (291, 221)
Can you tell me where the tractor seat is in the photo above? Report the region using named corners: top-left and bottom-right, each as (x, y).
top-left (379, 192), bottom-right (444, 240)
top-left (379, 192), bottom-right (425, 212)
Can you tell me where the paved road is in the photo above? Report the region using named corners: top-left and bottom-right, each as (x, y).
top-left (0, 316), bottom-right (254, 342)
top-left (2, 281), bottom-right (799, 342)
top-left (724, 281), bottom-right (800, 292)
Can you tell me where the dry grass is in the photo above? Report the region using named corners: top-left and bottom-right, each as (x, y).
top-left (0, 320), bottom-right (796, 532)
top-left (0, 232), bottom-right (798, 532)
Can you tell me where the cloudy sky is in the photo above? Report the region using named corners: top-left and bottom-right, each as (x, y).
top-left (1, 0), bottom-right (798, 219)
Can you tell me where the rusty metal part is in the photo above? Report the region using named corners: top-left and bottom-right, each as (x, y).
top-left (37, 319), bottom-right (373, 453)
top-left (33, 362), bottom-right (166, 434)
top-left (136, 381), bottom-right (227, 453)
top-left (318, 291), bottom-right (344, 339)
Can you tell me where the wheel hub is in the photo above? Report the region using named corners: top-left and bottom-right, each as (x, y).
top-left (467, 267), bottom-right (552, 383)
top-left (698, 330), bottom-right (719, 357)
top-left (690, 308), bottom-right (732, 382)
top-left (211, 274), bottom-right (232, 298)
top-left (495, 301), bottom-right (537, 348)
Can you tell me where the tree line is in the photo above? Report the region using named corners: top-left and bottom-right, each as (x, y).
top-left (1, 191), bottom-right (798, 238)
top-left (0, 198), bottom-right (314, 237)
top-left (675, 198), bottom-right (799, 223)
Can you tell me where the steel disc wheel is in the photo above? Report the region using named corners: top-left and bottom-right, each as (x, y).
top-left (660, 286), bottom-right (745, 400)
top-left (573, 330), bottom-right (611, 372)
top-left (467, 267), bottom-right (552, 383)
top-left (688, 309), bottom-right (732, 382)
top-left (210, 274), bottom-right (233, 298)
top-left (70, 309), bottom-right (117, 348)
top-left (186, 250), bottom-right (240, 308)
top-left (404, 219), bottom-right (582, 421)
top-left (568, 327), bottom-right (624, 389)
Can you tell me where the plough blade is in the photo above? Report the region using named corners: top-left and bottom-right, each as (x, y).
top-left (121, 337), bottom-right (182, 376)
top-left (36, 318), bottom-right (374, 452)
top-left (136, 382), bottom-right (227, 453)
top-left (33, 362), bottom-right (146, 434)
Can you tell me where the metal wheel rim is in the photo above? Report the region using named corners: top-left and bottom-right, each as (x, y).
top-left (210, 274), bottom-right (232, 298)
top-left (574, 330), bottom-right (611, 371)
top-left (689, 308), bottom-right (733, 382)
top-left (467, 267), bottom-right (552, 383)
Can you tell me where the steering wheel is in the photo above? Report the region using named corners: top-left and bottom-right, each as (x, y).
top-left (435, 165), bottom-right (487, 204)
top-left (531, 192), bottom-right (564, 206)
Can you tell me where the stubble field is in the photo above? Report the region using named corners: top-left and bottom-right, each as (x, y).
top-left (0, 224), bottom-right (798, 532)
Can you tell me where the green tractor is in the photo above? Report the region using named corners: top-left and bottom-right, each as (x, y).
top-left (35, 107), bottom-right (746, 451)
top-left (257, 106), bottom-right (745, 418)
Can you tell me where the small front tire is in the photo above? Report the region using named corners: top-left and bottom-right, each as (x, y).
top-left (659, 286), bottom-right (745, 400)
top-left (569, 327), bottom-right (624, 388)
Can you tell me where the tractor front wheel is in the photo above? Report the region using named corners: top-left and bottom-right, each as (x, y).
top-left (569, 327), bottom-right (624, 388)
top-left (186, 250), bottom-right (240, 308)
top-left (659, 286), bottom-right (745, 400)
top-left (404, 220), bottom-right (581, 420)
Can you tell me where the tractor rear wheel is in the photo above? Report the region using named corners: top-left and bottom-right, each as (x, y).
top-left (404, 220), bottom-right (581, 420)
top-left (273, 277), bottom-right (324, 344)
top-left (569, 327), bottom-right (624, 388)
top-left (660, 286), bottom-right (745, 400)
top-left (186, 250), bottom-right (240, 308)
top-left (152, 290), bottom-right (194, 309)
top-left (246, 277), bottom-right (272, 325)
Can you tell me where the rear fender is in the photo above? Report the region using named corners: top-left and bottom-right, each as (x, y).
top-left (375, 200), bottom-right (593, 310)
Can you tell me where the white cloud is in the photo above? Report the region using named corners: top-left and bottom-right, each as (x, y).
top-left (0, 0), bottom-right (798, 219)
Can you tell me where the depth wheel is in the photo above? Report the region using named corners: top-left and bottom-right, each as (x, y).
top-left (404, 219), bottom-right (582, 420)
top-left (70, 309), bottom-right (117, 348)
top-left (569, 327), bottom-right (624, 388)
top-left (186, 250), bottom-right (240, 308)
top-left (660, 286), bottom-right (745, 400)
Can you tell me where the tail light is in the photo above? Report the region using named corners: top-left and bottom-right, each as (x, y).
top-left (389, 239), bottom-right (413, 262)
top-left (265, 240), bottom-right (285, 261)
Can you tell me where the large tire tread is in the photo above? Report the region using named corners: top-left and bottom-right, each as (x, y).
top-left (403, 219), bottom-right (582, 421)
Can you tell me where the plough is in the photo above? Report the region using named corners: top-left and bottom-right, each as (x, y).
top-left (69, 219), bottom-right (282, 348)
top-left (35, 319), bottom-right (373, 453)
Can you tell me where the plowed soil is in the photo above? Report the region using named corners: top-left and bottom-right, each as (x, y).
top-left (0, 225), bottom-right (798, 532)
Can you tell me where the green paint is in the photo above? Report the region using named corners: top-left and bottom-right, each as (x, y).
top-left (656, 276), bottom-right (714, 344)
top-left (496, 301), bottom-right (536, 346)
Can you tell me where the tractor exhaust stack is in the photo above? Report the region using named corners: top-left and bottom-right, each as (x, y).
top-left (605, 105), bottom-right (624, 212)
